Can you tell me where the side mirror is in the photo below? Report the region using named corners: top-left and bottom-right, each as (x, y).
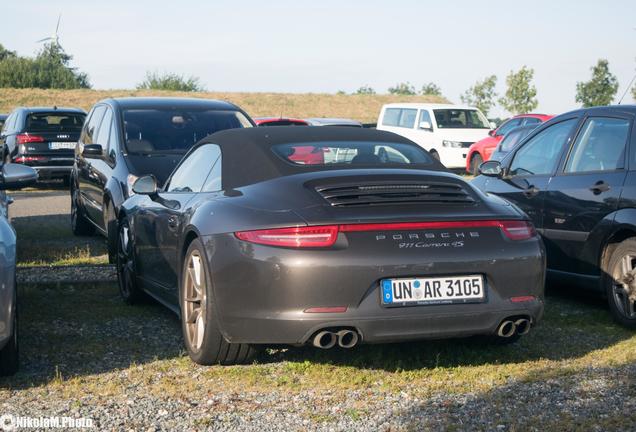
top-left (132, 175), bottom-right (158, 196)
top-left (419, 121), bottom-right (433, 131)
top-left (0, 163), bottom-right (38, 190)
top-left (82, 144), bottom-right (103, 158)
top-left (488, 129), bottom-right (496, 137)
top-left (478, 160), bottom-right (503, 178)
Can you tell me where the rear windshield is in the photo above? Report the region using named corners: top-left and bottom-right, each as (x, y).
top-left (272, 141), bottom-right (434, 166)
top-left (26, 112), bottom-right (85, 132)
top-left (433, 109), bottom-right (489, 129)
top-left (123, 109), bottom-right (252, 155)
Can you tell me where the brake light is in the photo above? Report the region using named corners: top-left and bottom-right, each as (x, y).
top-left (234, 220), bottom-right (536, 248)
top-left (235, 226), bottom-right (339, 248)
top-left (16, 134), bottom-right (45, 144)
top-left (499, 220), bottom-right (536, 241)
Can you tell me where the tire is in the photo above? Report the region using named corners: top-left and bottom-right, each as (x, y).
top-left (181, 238), bottom-right (257, 365)
top-left (104, 201), bottom-right (117, 264)
top-left (71, 185), bottom-right (95, 236)
top-left (0, 288), bottom-right (19, 376)
top-left (470, 154), bottom-right (484, 176)
top-left (604, 238), bottom-right (636, 328)
top-left (116, 218), bottom-right (146, 305)
top-left (429, 150), bottom-right (440, 161)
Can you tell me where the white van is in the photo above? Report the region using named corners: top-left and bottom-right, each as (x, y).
top-left (377, 103), bottom-right (494, 169)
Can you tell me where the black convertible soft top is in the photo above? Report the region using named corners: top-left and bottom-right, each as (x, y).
top-left (198, 126), bottom-right (447, 189)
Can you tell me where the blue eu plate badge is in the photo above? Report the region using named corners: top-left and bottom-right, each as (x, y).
top-left (382, 280), bottom-right (393, 303)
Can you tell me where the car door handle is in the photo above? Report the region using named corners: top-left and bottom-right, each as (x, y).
top-left (167, 216), bottom-right (178, 228)
top-left (589, 181), bottom-right (610, 195)
top-left (523, 185), bottom-right (540, 198)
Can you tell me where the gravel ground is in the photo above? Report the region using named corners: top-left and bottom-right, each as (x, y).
top-left (1, 282), bottom-right (634, 431)
top-left (2, 363), bottom-right (634, 431)
top-left (17, 265), bottom-right (116, 284)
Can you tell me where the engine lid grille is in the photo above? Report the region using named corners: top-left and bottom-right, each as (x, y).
top-left (315, 181), bottom-right (476, 207)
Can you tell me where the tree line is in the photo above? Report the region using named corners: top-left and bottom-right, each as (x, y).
top-left (0, 40), bottom-right (632, 116)
top-left (353, 59), bottom-right (625, 116)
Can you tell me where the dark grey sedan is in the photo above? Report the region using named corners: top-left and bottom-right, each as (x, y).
top-left (0, 163), bottom-right (37, 375)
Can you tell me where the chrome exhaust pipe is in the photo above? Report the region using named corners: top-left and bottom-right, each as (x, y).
top-left (336, 330), bottom-right (359, 348)
top-left (497, 320), bottom-right (516, 338)
top-left (514, 318), bottom-right (531, 336)
top-left (312, 331), bottom-right (337, 349)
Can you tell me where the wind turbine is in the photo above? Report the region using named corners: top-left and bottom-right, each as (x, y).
top-left (36, 14), bottom-right (62, 46)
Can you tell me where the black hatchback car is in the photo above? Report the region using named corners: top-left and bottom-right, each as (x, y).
top-left (473, 105), bottom-right (636, 328)
top-left (70, 97), bottom-right (254, 262)
top-left (1, 107), bottom-right (86, 183)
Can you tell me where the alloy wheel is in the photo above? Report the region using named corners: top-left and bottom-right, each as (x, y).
top-left (183, 251), bottom-right (207, 351)
top-left (613, 254), bottom-right (636, 319)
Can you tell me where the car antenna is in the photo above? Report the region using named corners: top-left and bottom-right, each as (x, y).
top-left (617, 72), bottom-right (636, 105)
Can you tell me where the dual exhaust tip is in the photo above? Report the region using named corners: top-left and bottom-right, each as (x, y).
top-left (312, 329), bottom-right (359, 349)
top-left (497, 318), bottom-right (532, 338)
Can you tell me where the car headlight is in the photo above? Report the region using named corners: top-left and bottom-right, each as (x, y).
top-left (442, 140), bottom-right (463, 148)
top-left (127, 174), bottom-right (139, 197)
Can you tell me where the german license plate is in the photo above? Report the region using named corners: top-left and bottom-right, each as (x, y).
top-left (381, 275), bottom-right (485, 306)
top-left (49, 142), bottom-right (75, 150)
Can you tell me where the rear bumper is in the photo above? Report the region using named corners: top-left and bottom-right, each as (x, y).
top-left (203, 231), bottom-right (546, 345)
top-left (34, 165), bottom-right (73, 178)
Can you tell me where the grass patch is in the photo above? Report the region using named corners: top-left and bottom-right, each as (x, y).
top-left (4, 282), bottom-right (635, 398)
top-left (12, 212), bottom-right (108, 266)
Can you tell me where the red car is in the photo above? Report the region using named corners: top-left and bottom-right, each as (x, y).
top-left (466, 113), bottom-right (553, 174)
top-left (254, 117), bottom-right (309, 127)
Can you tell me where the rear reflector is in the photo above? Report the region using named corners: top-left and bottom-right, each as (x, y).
top-left (16, 134), bottom-right (45, 144)
top-left (304, 306), bottom-right (347, 313)
top-left (510, 296), bottom-right (536, 303)
top-left (235, 220), bottom-right (536, 248)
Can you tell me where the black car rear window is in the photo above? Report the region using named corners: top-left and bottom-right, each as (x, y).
top-left (123, 108), bottom-right (252, 155)
top-left (272, 141), bottom-right (434, 166)
top-left (26, 112), bottom-right (85, 132)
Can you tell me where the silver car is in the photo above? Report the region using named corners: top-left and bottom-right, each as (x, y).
top-left (0, 163), bottom-right (37, 375)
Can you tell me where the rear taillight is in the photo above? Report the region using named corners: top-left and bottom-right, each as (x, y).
top-left (235, 226), bottom-right (338, 248)
top-left (16, 134), bottom-right (45, 144)
top-left (499, 220), bottom-right (536, 241)
top-left (14, 155), bottom-right (45, 163)
top-left (234, 220), bottom-right (536, 248)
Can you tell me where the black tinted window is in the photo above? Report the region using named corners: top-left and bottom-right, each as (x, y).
top-left (123, 109), bottom-right (252, 155)
top-left (26, 112), bottom-right (85, 132)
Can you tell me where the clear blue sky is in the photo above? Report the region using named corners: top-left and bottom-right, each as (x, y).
top-left (3, 0), bottom-right (636, 117)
